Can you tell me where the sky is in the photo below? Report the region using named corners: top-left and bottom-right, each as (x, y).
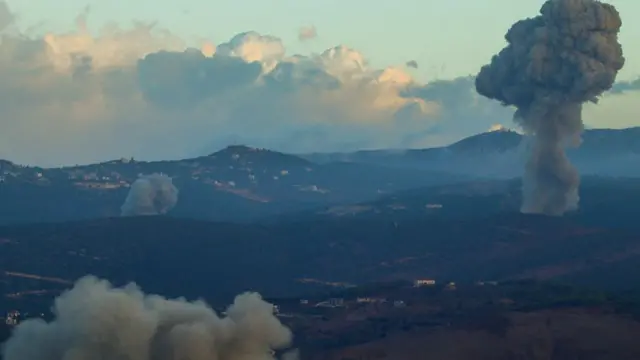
top-left (2, 0), bottom-right (640, 166)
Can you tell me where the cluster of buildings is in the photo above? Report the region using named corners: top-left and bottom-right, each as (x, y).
top-left (268, 278), bottom-right (503, 319)
top-left (0, 149), bottom-right (330, 197)
top-left (356, 297), bottom-right (406, 308)
top-left (413, 279), bottom-right (498, 289)
top-left (286, 296), bottom-right (409, 315)
top-left (313, 298), bottom-right (345, 308)
top-left (414, 279), bottom-right (457, 290)
top-left (3, 310), bottom-right (20, 326)
top-left (67, 169), bottom-right (130, 189)
top-left (1, 168), bottom-right (23, 183)
top-left (1, 310), bottom-right (48, 327)
top-left (0, 163), bottom-right (130, 189)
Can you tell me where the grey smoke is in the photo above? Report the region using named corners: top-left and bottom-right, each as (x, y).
top-left (406, 60), bottom-right (418, 69)
top-left (121, 173), bottom-right (179, 216)
top-left (475, 0), bottom-right (625, 216)
top-left (0, 1), bottom-right (14, 32)
top-left (1, 276), bottom-right (296, 360)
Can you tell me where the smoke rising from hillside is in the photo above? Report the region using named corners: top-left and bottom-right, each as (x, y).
top-left (121, 173), bottom-right (178, 216)
top-left (1, 276), bottom-right (296, 360)
top-left (475, 0), bottom-right (625, 216)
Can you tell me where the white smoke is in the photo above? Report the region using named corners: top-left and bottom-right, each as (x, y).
top-left (1, 275), bottom-right (296, 360)
top-left (121, 173), bottom-right (178, 216)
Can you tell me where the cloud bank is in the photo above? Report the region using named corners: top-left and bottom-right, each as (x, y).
top-left (1, 275), bottom-right (295, 360)
top-left (0, 2), bottom-right (637, 167)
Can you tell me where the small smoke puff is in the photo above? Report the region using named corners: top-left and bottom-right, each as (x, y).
top-left (1, 275), bottom-right (295, 360)
top-left (405, 60), bottom-right (418, 69)
top-left (475, 0), bottom-right (625, 216)
top-left (121, 173), bottom-right (178, 216)
top-left (298, 26), bottom-right (317, 41)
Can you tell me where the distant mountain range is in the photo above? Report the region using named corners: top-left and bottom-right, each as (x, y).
top-left (302, 127), bottom-right (640, 178)
top-left (0, 127), bottom-right (638, 225)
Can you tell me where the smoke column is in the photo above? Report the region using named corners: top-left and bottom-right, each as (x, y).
top-left (1, 276), bottom-right (296, 360)
top-left (121, 173), bottom-right (179, 216)
top-left (475, 0), bottom-right (625, 216)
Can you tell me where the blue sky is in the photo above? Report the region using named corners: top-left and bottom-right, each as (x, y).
top-left (8, 0), bottom-right (640, 81)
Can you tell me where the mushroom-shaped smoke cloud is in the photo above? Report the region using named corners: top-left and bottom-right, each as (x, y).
top-left (475, 0), bottom-right (625, 216)
top-left (121, 173), bottom-right (178, 216)
top-left (1, 276), bottom-right (296, 360)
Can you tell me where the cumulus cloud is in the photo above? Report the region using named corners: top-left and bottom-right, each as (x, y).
top-left (1, 275), bottom-right (295, 360)
top-left (0, 2), bottom-right (635, 167)
top-left (121, 173), bottom-right (178, 216)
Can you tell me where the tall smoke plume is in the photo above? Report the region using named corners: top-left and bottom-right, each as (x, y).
top-left (1, 276), bottom-right (296, 360)
top-left (121, 173), bottom-right (179, 216)
top-left (475, 0), bottom-right (625, 216)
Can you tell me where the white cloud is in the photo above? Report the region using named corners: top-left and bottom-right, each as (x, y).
top-left (0, 3), bottom-right (636, 167)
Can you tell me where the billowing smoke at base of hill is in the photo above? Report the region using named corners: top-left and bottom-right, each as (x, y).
top-left (121, 173), bottom-right (178, 216)
top-left (0, 276), bottom-right (296, 360)
top-left (475, 0), bottom-right (625, 216)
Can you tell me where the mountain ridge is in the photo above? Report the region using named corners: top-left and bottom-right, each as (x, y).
top-left (302, 127), bottom-right (640, 177)
top-left (2, 127), bottom-right (639, 170)
top-left (0, 144), bottom-right (467, 225)
top-left (1, 127), bottom-right (638, 226)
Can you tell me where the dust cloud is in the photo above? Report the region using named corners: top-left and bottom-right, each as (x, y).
top-left (1, 276), bottom-right (296, 360)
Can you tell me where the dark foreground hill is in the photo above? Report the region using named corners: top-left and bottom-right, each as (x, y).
top-left (2, 209), bottom-right (640, 311)
top-left (271, 176), bottom-right (640, 231)
top-left (288, 280), bottom-right (640, 360)
top-left (4, 276), bottom-right (640, 360)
